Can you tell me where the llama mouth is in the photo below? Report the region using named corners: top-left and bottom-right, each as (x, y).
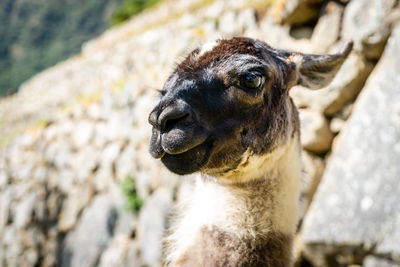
top-left (161, 138), bottom-right (214, 175)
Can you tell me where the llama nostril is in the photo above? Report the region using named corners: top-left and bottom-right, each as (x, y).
top-left (148, 110), bottom-right (159, 128)
top-left (162, 112), bottom-right (189, 132)
top-left (157, 100), bottom-right (193, 132)
top-left (150, 100), bottom-right (194, 132)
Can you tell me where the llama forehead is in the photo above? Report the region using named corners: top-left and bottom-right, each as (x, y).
top-left (179, 38), bottom-right (268, 74)
top-left (217, 54), bottom-right (268, 73)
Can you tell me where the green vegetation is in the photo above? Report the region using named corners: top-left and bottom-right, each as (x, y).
top-left (0, 0), bottom-right (125, 96)
top-left (111, 0), bottom-right (160, 25)
top-left (120, 176), bottom-right (144, 212)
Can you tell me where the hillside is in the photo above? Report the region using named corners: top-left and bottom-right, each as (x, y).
top-left (0, 0), bottom-right (400, 266)
top-left (0, 0), bottom-right (125, 96)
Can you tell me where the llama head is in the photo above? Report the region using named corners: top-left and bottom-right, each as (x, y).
top-left (149, 37), bottom-right (352, 178)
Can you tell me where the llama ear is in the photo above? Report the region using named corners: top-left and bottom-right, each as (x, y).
top-left (289, 41), bottom-right (353, 90)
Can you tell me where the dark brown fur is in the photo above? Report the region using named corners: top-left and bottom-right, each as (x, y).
top-left (179, 38), bottom-right (266, 75)
top-left (177, 226), bottom-right (292, 267)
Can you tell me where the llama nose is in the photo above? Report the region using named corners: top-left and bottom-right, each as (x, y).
top-left (159, 106), bottom-right (190, 132)
top-left (149, 101), bottom-right (192, 132)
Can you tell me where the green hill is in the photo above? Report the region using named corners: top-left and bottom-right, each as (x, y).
top-left (0, 0), bottom-right (125, 96)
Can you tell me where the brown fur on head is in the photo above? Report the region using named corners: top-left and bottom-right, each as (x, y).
top-left (149, 37), bottom-right (352, 179)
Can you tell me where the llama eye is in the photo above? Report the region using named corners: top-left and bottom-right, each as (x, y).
top-left (239, 74), bottom-right (263, 90)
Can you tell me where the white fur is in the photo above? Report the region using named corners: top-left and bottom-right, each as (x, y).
top-left (197, 40), bottom-right (219, 58)
top-left (166, 136), bottom-right (301, 265)
top-left (290, 54), bottom-right (303, 69)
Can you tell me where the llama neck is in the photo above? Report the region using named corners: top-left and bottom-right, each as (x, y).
top-left (167, 137), bottom-right (301, 266)
top-left (194, 136), bottom-right (301, 237)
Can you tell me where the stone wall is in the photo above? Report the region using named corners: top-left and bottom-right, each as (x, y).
top-left (0, 0), bottom-right (399, 266)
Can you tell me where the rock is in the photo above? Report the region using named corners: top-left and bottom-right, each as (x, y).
top-left (17, 132), bottom-right (35, 148)
top-left (0, 171), bottom-right (8, 189)
top-left (236, 9), bottom-right (257, 34)
top-left (40, 228), bottom-right (59, 267)
top-left (290, 51), bottom-right (373, 115)
top-left (134, 170), bottom-right (151, 200)
top-left (123, 241), bottom-right (140, 267)
top-left (94, 142), bottom-right (121, 191)
top-left (94, 165), bottom-right (114, 192)
top-left (32, 190), bottom-right (46, 223)
top-left (138, 188), bottom-right (172, 266)
top-left (2, 226), bottom-right (23, 266)
top-left (93, 122), bottom-right (108, 148)
top-left (108, 183), bottom-right (137, 237)
top-left (273, 0), bottom-right (324, 25)
top-left (302, 23), bottom-right (400, 265)
top-left (2, 225), bottom-right (18, 247)
top-left (330, 103), bottom-right (354, 134)
top-left (0, 246), bottom-right (3, 266)
top-left (298, 151), bottom-right (325, 220)
top-left (60, 194), bottom-right (117, 267)
top-left (104, 113), bottom-right (126, 142)
top-left (1, 227), bottom-right (42, 267)
top-left (71, 120), bottom-right (94, 148)
top-left (299, 109), bottom-right (333, 153)
top-left (71, 105), bottom-right (85, 119)
top-left (87, 104), bottom-right (102, 120)
top-left (13, 163), bottom-right (34, 181)
top-left (131, 93), bottom-right (156, 130)
top-left (115, 143), bottom-right (136, 183)
top-left (7, 144), bottom-right (25, 170)
top-left (342, 0), bottom-right (397, 59)
top-left (14, 192), bottom-right (36, 228)
top-left (218, 11), bottom-right (238, 36)
top-left (329, 117), bottom-right (345, 134)
top-left (98, 235), bottom-right (130, 267)
top-left (69, 145), bottom-right (98, 183)
top-left (0, 188), bottom-right (13, 234)
top-left (58, 186), bottom-right (93, 232)
top-left (290, 26), bottom-right (313, 40)
top-left (56, 169), bottom-right (75, 193)
top-left (311, 2), bottom-right (343, 53)
top-left (21, 248), bottom-right (39, 267)
top-left (49, 141), bottom-right (71, 170)
top-left (364, 256), bottom-right (400, 267)
top-left (101, 142), bottom-right (121, 167)
top-left (258, 16), bottom-right (312, 53)
top-left (45, 190), bottom-right (64, 220)
top-left (32, 166), bottom-right (47, 183)
top-left (114, 209), bottom-right (136, 237)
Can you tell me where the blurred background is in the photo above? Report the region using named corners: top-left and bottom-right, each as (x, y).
top-left (0, 0), bottom-right (399, 266)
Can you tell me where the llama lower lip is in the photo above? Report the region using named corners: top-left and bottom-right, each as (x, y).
top-left (161, 138), bottom-right (213, 175)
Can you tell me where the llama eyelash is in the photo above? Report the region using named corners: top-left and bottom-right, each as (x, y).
top-left (157, 89), bottom-right (167, 97)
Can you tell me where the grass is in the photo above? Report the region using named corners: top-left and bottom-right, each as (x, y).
top-left (120, 175), bottom-right (144, 212)
top-left (111, 0), bottom-right (162, 25)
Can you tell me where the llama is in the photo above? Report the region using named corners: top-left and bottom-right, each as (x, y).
top-left (148, 37), bottom-right (352, 266)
